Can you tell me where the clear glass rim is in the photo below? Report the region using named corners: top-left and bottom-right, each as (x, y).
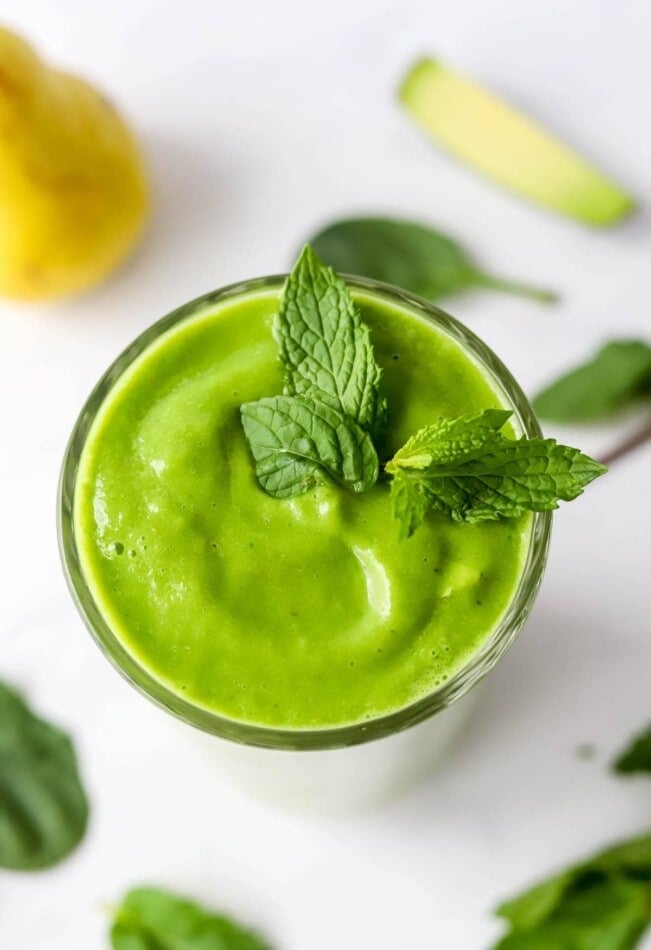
top-left (58, 275), bottom-right (552, 751)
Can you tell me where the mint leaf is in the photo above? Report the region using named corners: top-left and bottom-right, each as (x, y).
top-left (387, 410), bottom-right (606, 534)
top-left (418, 439), bottom-right (606, 522)
top-left (277, 245), bottom-right (386, 437)
top-left (494, 833), bottom-right (651, 949)
top-left (0, 680), bottom-right (89, 870)
top-left (390, 471), bottom-right (430, 539)
top-left (534, 340), bottom-right (651, 422)
top-left (111, 886), bottom-right (271, 949)
top-left (241, 395), bottom-right (378, 498)
top-left (614, 725), bottom-right (651, 775)
top-left (307, 217), bottom-right (556, 304)
top-left (388, 409), bottom-right (513, 470)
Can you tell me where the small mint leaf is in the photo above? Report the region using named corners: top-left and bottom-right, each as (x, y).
top-left (387, 408), bottom-right (512, 472)
top-left (390, 471), bottom-right (430, 539)
top-left (277, 245), bottom-right (386, 438)
top-left (241, 395), bottom-right (378, 499)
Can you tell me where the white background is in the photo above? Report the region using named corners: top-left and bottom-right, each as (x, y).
top-left (1, 1), bottom-right (650, 947)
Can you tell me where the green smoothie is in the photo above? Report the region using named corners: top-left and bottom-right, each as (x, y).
top-left (74, 286), bottom-right (531, 730)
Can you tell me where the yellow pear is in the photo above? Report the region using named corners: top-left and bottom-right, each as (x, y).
top-left (0, 28), bottom-right (149, 300)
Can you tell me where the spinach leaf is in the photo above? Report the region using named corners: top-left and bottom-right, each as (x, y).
top-left (0, 680), bottom-right (89, 870)
top-left (495, 832), bottom-right (651, 949)
top-left (307, 217), bottom-right (555, 303)
top-left (534, 341), bottom-right (651, 422)
top-left (614, 725), bottom-right (651, 776)
top-left (111, 886), bottom-right (271, 949)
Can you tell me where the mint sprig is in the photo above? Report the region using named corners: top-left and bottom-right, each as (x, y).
top-left (240, 247), bottom-right (605, 534)
top-left (277, 244), bottom-right (387, 438)
top-left (386, 410), bottom-right (606, 537)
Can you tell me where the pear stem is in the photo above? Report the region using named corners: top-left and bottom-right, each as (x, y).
top-left (473, 271), bottom-right (558, 304)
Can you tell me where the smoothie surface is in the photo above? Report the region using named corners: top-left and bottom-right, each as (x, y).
top-left (74, 286), bottom-right (531, 729)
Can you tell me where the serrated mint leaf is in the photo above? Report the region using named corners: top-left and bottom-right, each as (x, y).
top-left (110, 886), bottom-right (271, 950)
top-left (613, 725), bottom-right (651, 776)
top-left (307, 217), bottom-right (556, 303)
top-left (277, 245), bottom-right (386, 438)
top-left (387, 409), bottom-right (606, 534)
top-left (0, 680), bottom-right (89, 871)
top-left (421, 438), bottom-right (606, 522)
top-left (387, 409), bottom-right (513, 471)
top-left (241, 395), bottom-right (378, 499)
top-left (534, 340), bottom-right (651, 422)
top-left (390, 471), bottom-right (430, 539)
top-left (494, 833), bottom-right (651, 949)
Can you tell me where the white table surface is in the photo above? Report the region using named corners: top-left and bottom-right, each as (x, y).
top-left (1, 1), bottom-right (650, 947)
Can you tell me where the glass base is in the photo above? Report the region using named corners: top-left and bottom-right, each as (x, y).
top-left (191, 690), bottom-right (480, 813)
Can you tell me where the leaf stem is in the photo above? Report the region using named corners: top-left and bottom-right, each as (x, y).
top-left (599, 416), bottom-right (651, 466)
top-left (473, 271), bottom-right (558, 304)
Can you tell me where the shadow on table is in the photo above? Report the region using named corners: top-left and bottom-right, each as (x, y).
top-left (373, 593), bottom-right (647, 826)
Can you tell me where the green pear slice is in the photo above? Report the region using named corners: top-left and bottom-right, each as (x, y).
top-left (399, 59), bottom-right (635, 227)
